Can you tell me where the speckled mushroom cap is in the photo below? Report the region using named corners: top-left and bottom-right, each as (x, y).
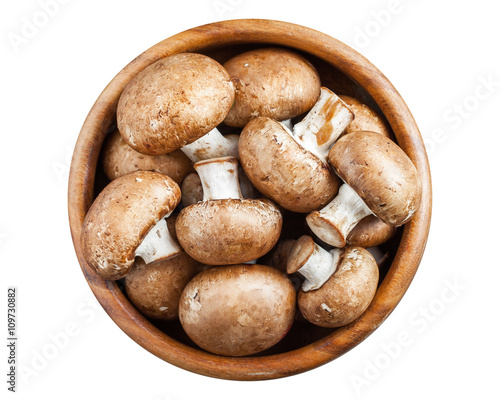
top-left (298, 246), bottom-right (379, 328)
top-left (81, 171), bottom-right (181, 280)
top-left (339, 95), bottom-right (392, 139)
top-left (124, 253), bottom-right (201, 320)
top-left (328, 131), bottom-right (422, 226)
top-left (175, 198), bottom-right (282, 265)
top-left (117, 53), bottom-right (235, 155)
top-left (102, 129), bottom-right (194, 184)
top-left (179, 264), bottom-right (296, 356)
top-left (223, 48), bottom-right (321, 127)
top-left (239, 117), bottom-right (340, 213)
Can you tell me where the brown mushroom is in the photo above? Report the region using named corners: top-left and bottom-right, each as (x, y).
top-left (117, 53), bottom-right (235, 155)
top-left (286, 235), bottom-right (341, 292)
top-left (239, 88), bottom-right (353, 213)
top-left (347, 215), bottom-right (397, 247)
top-left (339, 95), bottom-right (392, 139)
top-left (102, 129), bottom-right (194, 184)
top-left (307, 131), bottom-right (422, 247)
top-left (124, 253), bottom-right (201, 320)
top-left (223, 47), bottom-right (321, 127)
top-left (81, 171), bottom-right (182, 280)
top-left (178, 264), bottom-right (296, 356)
top-left (239, 117), bottom-right (337, 213)
top-left (287, 236), bottom-right (379, 327)
top-left (336, 97), bottom-right (394, 246)
top-left (175, 156), bottom-right (282, 265)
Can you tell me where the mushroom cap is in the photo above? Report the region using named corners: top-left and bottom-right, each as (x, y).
top-left (328, 131), bottom-right (422, 226)
top-left (124, 253), bottom-right (201, 320)
top-left (239, 117), bottom-right (340, 213)
top-left (102, 129), bottom-right (194, 184)
top-left (298, 246), bottom-right (379, 328)
top-left (117, 53), bottom-right (235, 155)
top-left (175, 198), bottom-right (282, 265)
top-left (223, 48), bottom-right (321, 127)
top-left (81, 171), bottom-right (181, 280)
top-left (347, 214), bottom-right (397, 247)
top-left (178, 264), bottom-right (296, 356)
top-left (339, 95), bottom-right (392, 139)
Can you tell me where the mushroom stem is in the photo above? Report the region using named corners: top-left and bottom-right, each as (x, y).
top-left (306, 184), bottom-right (373, 247)
top-left (135, 215), bottom-right (182, 264)
top-left (292, 87), bottom-right (354, 162)
top-left (181, 127), bottom-right (239, 162)
top-left (194, 156), bottom-right (243, 201)
top-left (298, 245), bottom-right (342, 292)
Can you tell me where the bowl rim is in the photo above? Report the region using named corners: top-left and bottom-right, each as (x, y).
top-left (68, 18), bottom-right (432, 381)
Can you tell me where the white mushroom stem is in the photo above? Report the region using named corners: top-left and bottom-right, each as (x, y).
top-left (194, 157), bottom-right (243, 201)
top-left (181, 127), bottom-right (239, 162)
top-left (297, 244), bottom-right (342, 292)
top-left (180, 166), bottom-right (256, 207)
top-left (135, 214), bottom-right (182, 264)
top-left (307, 184), bottom-right (373, 247)
top-left (292, 87), bottom-right (354, 162)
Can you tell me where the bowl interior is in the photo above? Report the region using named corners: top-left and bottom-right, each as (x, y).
top-left (69, 19), bottom-right (431, 380)
top-left (101, 42), bottom-right (401, 355)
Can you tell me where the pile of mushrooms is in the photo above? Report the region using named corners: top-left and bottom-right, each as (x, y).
top-left (81, 48), bottom-right (422, 356)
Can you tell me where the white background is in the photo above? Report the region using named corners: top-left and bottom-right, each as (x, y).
top-left (1, 0), bottom-right (499, 398)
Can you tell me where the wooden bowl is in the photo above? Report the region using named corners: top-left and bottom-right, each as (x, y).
top-left (68, 19), bottom-right (432, 380)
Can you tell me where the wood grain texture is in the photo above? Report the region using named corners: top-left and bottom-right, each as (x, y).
top-left (68, 19), bottom-right (432, 380)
